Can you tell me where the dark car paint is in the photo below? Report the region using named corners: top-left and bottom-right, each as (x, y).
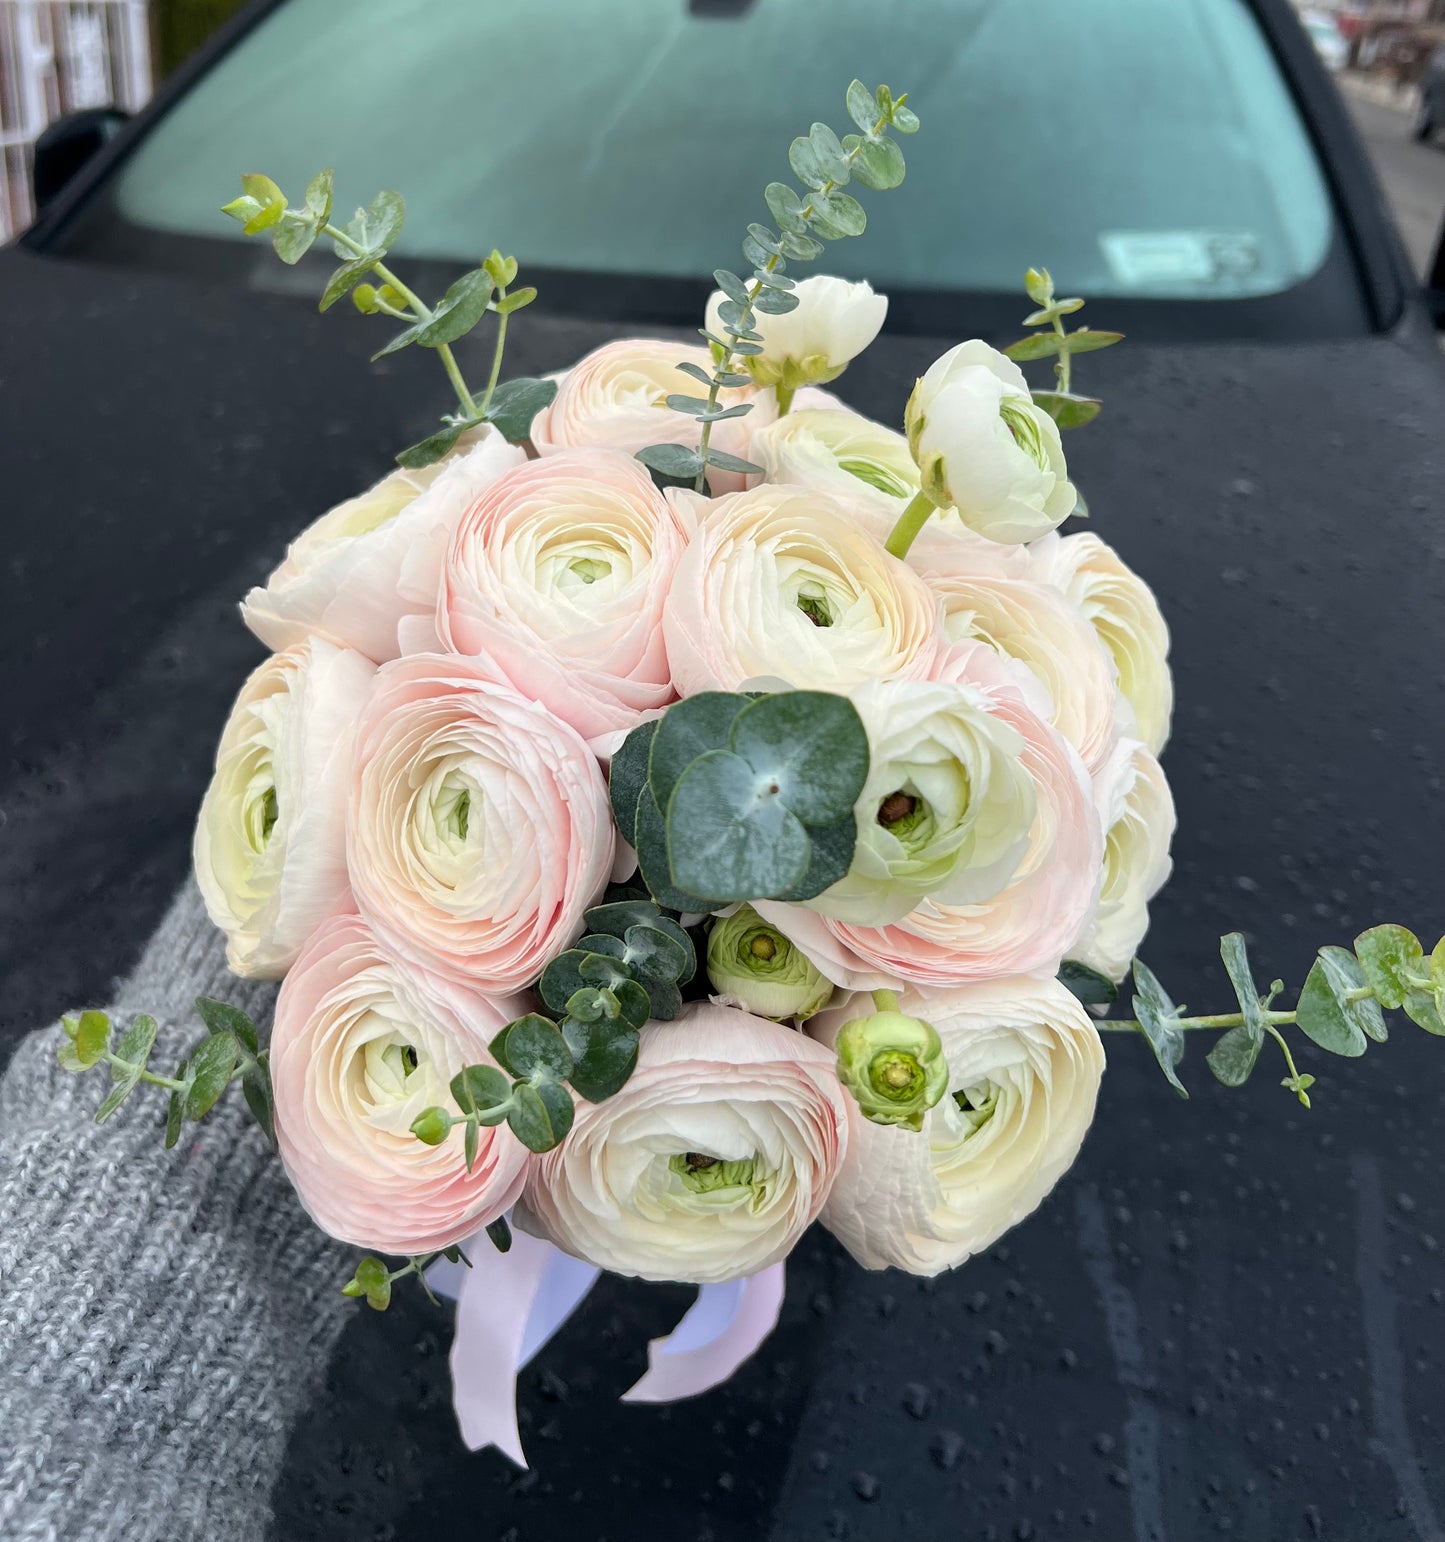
top-left (3, 1), bottom-right (1445, 1539)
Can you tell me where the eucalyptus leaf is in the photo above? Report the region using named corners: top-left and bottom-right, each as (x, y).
top-left (649, 692), bottom-right (749, 809)
top-left (320, 255), bottom-right (374, 312)
top-left (304, 167), bottom-right (333, 223)
top-left (1352, 924), bottom-right (1423, 1011)
top-left (561, 1016), bottom-right (639, 1102)
top-left (185, 1032), bottom-right (238, 1121)
top-left (539, 953), bottom-right (594, 1016)
top-left (728, 691), bottom-right (869, 828)
top-left (116, 1013), bottom-right (160, 1067)
top-left (846, 135), bottom-right (906, 191)
top-left (75, 1009), bottom-right (111, 1069)
top-left (395, 422), bottom-right (467, 470)
top-left (819, 191), bottom-right (866, 237)
top-left (1207, 1024), bottom-right (1265, 1089)
top-left (773, 812), bottom-right (858, 902)
top-left (450, 1062), bottom-right (512, 1122)
top-left (634, 785), bottom-right (721, 914)
top-left (713, 267), bottom-right (749, 303)
top-left (846, 78), bottom-right (880, 132)
top-left (780, 231), bottom-right (825, 261)
top-left (1065, 328), bottom-right (1124, 354)
top-left (496, 1014), bottom-right (574, 1082)
top-left (676, 360), bottom-right (715, 387)
top-left (195, 998), bottom-right (257, 1054)
top-left (485, 1217), bottom-right (513, 1253)
top-left (1296, 948), bottom-right (1375, 1056)
top-left (623, 923), bottom-right (690, 985)
top-left (1131, 960), bottom-right (1189, 1098)
top-left (809, 121), bottom-right (851, 184)
top-left (753, 288), bottom-right (800, 315)
top-left (1057, 960), bottom-right (1118, 1008)
top-left (494, 286), bottom-right (537, 316)
top-left (635, 443), bottom-right (705, 480)
top-left (666, 751), bottom-right (811, 902)
top-left (788, 135), bottom-right (828, 190)
top-left (665, 393), bottom-right (711, 418)
top-left (272, 211), bottom-right (320, 266)
top-left (94, 1064), bottom-right (143, 1124)
top-left (164, 1059), bottom-right (189, 1149)
top-left (1031, 390), bottom-right (1102, 430)
top-left (413, 268), bottom-right (494, 348)
top-left (1003, 334), bottom-right (1063, 362)
top-left (609, 719), bottom-right (659, 845)
top-left (764, 182), bottom-right (808, 236)
top-left (335, 189), bottom-right (404, 255)
top-left (701, 448), bottom-right (764, 476)
top-left (1206, 932), bottom-right (1267, 1087)
top-left (242, 1058), bottom-right (276, 1147)
top-left (508, 1081), bottom-right (573, 1152)
top-left (485, 377), bottom-right (557, 443)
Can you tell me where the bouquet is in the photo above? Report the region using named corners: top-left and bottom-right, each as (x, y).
top-left (58, 79), bottom-right (1444, 1463)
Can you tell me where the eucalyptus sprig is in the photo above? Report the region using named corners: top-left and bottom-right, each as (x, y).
top-left (220, 170), bottom-right (556, 468)
top-left (610, 690), bottom-right (870, 910)
top-left (58, 996), bottom-right (274, 1146)
top-left (1075, 924), bottom-right (1445, 1104)
top-left (638, 80), bottom-right (918, 494)
top-left (1002, 266), bottom-right (1123, 431)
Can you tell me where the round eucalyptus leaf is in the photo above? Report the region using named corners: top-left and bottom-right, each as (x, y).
top-left (666, 750), bottom-right (811, 902)
top-left (1296, 948), bottom-right (1374, 1057)
top-left (634, 786), bottom-right (715, 914)
top-left (649, 693), bottom-right (749, 810)
top-left (538, 952), bottom-right (590, 1015)
top-left (773, 812), bottom-right (857, 902)
top-left (562, 1017), bottom-right (640, 1103)
top-left (624, 923), bottom-right (690, 985)
top-left (729, 692), bottom-right (869, 828)
top-left (451, 1062), bottom-right (513, 1120)
top-left (608, 720), bottom-right (658, 846)
top-left (508, 1081), bottom-right (573, 1152)
top-left (502, 1015), bottom-right (575, 1082)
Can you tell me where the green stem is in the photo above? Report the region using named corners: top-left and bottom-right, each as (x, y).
top-left (1264, 1022), bottom-right (1305, 1085)
top-left (1051, 310), bottom-right (1072, 395)
top-left (324, 221), bottom-right (476, 418)
top-left (1097, 982), bottom-right (1378, 1037)
top-left (883, 489), bottom-right (940, 559)
top-left (775, 382), bottom-right (796, 417)
top-left (871, 989), bottom-right (901, 1014)
top-left (103, 1050), bottom-right (188, 1094)
top-left (480, 288), bottom-right (509, 415)
top-left (693, 106), bottom-right (890, 492)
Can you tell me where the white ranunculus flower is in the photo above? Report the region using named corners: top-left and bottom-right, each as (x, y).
top-left (919, 550), bottom-right (1120, 773)
top-left (1068, 738), bottom-right (1175, 983)
top-left (749, 405), bottom-right (919, 537)
top-left (1029, 531), bottom-right (1174, 754)
top-left (905, 340), bottom-right (1076, 544)
top-left (809, 976), bottom-right (1105, 1275)
top-left (517, 1003), bottom-right (848, 1283)
top-left (662, 484), bottom-right (940, 695)
top-left (810, 678), bottom-right (1037, 926)
top-left (194, 638), bottom-right (375, 978)
top-left (241, 428), bottom-right (525, 664)
top-left (707, 275), bottom-right (887, 393)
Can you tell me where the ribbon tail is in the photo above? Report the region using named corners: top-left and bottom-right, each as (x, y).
top-left (441, 1227), bottom-right (600, 1466)
top-left (621, 1261), bottom-right (786, 1404)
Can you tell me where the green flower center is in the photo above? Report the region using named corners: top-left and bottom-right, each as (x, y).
top-left (568, 556), bottom-right (611, 586)
top-left (669, 1152), bottom-right (766, 1195)
top-left (839, 456), bottom-right (911, 498)
top-left (953, 1079), bottom-right (1001, 1136)
top-left (999, 399), bottom-right (1048, 471)
top-left (795, 581), bottom-right (836, 628)
top-left (869, 1050), bottom-right (926, 1103)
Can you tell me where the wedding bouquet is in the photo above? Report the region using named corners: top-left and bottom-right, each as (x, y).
top-left (58, 79), bottom-right (1444, 1461)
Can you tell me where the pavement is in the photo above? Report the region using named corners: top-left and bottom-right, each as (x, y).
top-left (1337, 70), bottom-right (1444, 280)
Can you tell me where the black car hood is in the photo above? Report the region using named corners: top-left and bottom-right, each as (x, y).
top-left (2, 248), bottom-right (1443, 1542)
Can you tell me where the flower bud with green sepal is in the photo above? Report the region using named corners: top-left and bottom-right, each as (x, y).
top-left (706, 905), bottom-right (833, 1021)
top-left (834, 994), bottom-right (948, 1132)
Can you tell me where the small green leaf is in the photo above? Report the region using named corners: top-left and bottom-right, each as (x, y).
top-left (1003, 334), bottom-right (1063, 362)
top-left (891, 101), bottom-right (920, 134)
top-left (788, 136), bottom-right (828, 191)
top-left (74, 1009), bottom-right (111, 1069)
top-left (496, 1014), bottom-right (574, 1082)
top-left (164, 1059), bottom-right (190, 1149)
top-left (1031, 390), bottom-right (1102, 430)
top-left (483, 249), bottom-right (519, 287)
top-left (819, 191), bottom-right (867, 238)
top-left (623, 923), bottom-right (690, 987)
top-left (335, 189), bottom-right (404, 255)
top-left (320, 256), bottom-right (375, 313)
top-left (1057, 961), bottom-right (1118, 1008)
top-left (464, 1120), bottom-right (479, 1172)
top-left (846, 78), bottom-right (879, 132)
top-left (649, 692), bottom-right (749, 810)
top-left (1353, 924), bottom-right (1423, 1011)
top-left (273, 211), bottom-right (321, 265)
top-left (666, 393), bottom-right (712, 418)
top-left (808, 122), bottom-right (851, 185)
top-left (701, 447), bottom-right (764, 476)
top-left (185, 1032), bottom-right (238, 1121)
top-left (508, 1081), bottom-right (574, 1152)
top-left (1131, 960), bottom-right (1189, 1098)
top-left (729, 691), bottom-right (870, 829)
top-left (846, 135), bottom-right (906, 191)
top-left (484, 376), bottom-right (557, 443)
top-left (613, 977), bottom-right (655, 1029)
top-left (195, 998), bottom-right (257, 1055)
top-left (304, 168), bottom-right (333, 223)
top-left (764, 182), bottom-right (809, 236)
top-left (115, 1013), bottom-right (159, 1067)
top-left (486, 1217), bottom-right (513, 1253)
top-left (242, 1058), bottom-right (276, 1146)
top-left (667, 750), bottom-right (812, 902)
top-left (780, 230), bottom-right (825, 262)
top-left (1025, 268), bottom-right (1054, 307)
top-left (1064, 328), bottom-right (1124, 354)
top-left (451, 1063), bottom-right (513, 1123)
top-left (395, 422), bottom-right (467, 470)
top-left (561, 1016), bottom-right (639, 1102)
top-left (351, 1256), bottom-right (392, 1311)
top-left (1296, 948), bottom-right (1378, 1056)
top-left (1207, 1024), bottom-right (1264, 1088)
top-left (494, 286), bottom-right (537, 316)
top-left (609, 719), bottom-right (659, 845)
top-left (412, 268), bottom-right (494, 348)
top-left (94, 1064), bottom-right (143, 1124)
top-left (713, 267), bottom-right (750, 303)
top-left (539, 952), bottom-right (600, 1017)
top-left (635, 442), bottom-right (705, 481)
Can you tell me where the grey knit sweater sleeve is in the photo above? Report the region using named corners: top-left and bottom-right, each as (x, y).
top-left (0, 881), bottom-right (352, 1542)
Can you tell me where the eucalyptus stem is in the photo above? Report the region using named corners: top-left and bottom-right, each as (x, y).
top-left (480, 287), bottom-right (509, 415)
top-left (694, 102), bottom-right (892, 492)
top-left (102, 1050), bottom-right (188, 1094)
top-left (883, 489), bottom-right (940, 560)
top-left (1051, 307), bottom-right (1073, 395)
top-left (324, 221), bottom-right (476, 418)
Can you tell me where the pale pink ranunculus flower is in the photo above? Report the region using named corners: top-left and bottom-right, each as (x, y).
top-left (529, 338), bottom-right (774, 495)
top-left (241, 428), bottom-right (525, 664)
top-left (516, 1003), bottom-right (848, 1283)
top-left (271, 912), bottom-right (530, 1255)
top-left (919, 540), bottom-right (1120, 773)
top-left (347, 653), bottom-right (615, 991)
top-left (194, 637), bottom-right (375, 979)
top-left (808, 976), bottom-right (1104, 1274)
top-left (662, 483), bottom-right (941, 696)
top-left (424, 449), bottom-right (689, 743)
top-left (757, 647), bottom-right (1102, 989)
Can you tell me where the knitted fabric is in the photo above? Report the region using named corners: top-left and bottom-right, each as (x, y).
top-left (0, 880), bottom-right (351, 1541)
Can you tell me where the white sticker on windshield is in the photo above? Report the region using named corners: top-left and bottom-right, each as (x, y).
top-left (1100, 230), bottom-right (1262, 290)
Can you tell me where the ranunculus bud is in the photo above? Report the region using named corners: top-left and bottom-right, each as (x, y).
top-left (707, 275), bottom-right (887, 394)
top-left (706, 906), bottom-right (834, 1021)
top-left (194, 637), bottom-right (375, 978)
top-left (905, 341), bottom-right (1076, 544)
top-left (832, 998), bottom-right (948, 1132)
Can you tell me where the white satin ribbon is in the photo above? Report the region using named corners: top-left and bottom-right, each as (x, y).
top-left (428, 1229), bottom-right (786, 1465)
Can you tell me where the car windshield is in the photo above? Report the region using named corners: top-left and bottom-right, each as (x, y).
top-left (50, 0), bottom-right (1355, 336)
